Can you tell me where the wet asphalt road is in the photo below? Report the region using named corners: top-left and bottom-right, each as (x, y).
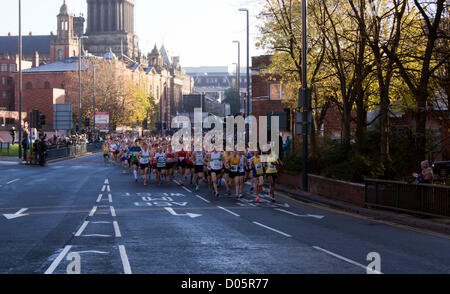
top-left (0, 153), bottom-right (449, 274)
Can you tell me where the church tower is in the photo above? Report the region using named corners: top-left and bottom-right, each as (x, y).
top-left (84, 0), bottom-right (139, 60)
top-left (50, 1), bottom-right (80, 62)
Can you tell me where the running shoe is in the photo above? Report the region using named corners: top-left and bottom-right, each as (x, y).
top-left (196, 185), bottom-right (199, 191)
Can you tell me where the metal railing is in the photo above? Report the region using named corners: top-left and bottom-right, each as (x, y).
top-left (365, 179), bottom-right (449, 218)
top-left (46, 143), bottom-right (102, 161)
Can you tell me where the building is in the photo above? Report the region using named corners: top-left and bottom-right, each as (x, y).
top-left (185, 66), bottom-right (248, 106)
top-left (84, 0), bottom-right (140, 61)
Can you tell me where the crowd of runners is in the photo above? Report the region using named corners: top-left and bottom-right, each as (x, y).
top-left (101, 135), bottom-right (282, 202)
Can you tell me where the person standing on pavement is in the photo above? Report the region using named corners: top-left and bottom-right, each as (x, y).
top-left (10, 127), bottom-right (15, 145)
top-left (21, 131), bottom-right (29, 164)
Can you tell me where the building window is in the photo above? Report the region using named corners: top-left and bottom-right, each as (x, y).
top-left (26, 82), bottom-right (32, 89)
top-left (269, 83), bottom-right (282, 100)
top-left (9, 64), bottom-right (16, 72)
top-left (57, 49), bottom-right (64, 61)
top-left (0, 64), bottom-right (7, 72)
top-left (2, 91), bottom-right (8, 99)
top-left (61, 82), bottom-right (65, 89)
top-left (44, 81), bottom-right (50, 89)
top-left (1, 77), bottom-right (6, 86)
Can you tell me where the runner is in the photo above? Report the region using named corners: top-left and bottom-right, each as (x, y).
top-left (139, 142), bottom-right (150, 186)
top-left (166, 145), bottom-right (175, 185)
top-left (130, 140), bottom-right (142, 182)
top-left (229, 150), bottom-right (240, 199)
top-left (119, 142), bottom-right (129, 174)
top-left (110, 140), bottom-right (118, 163)
top-left (155, 146), bottom-right (167, 185)
top-left (264, 152), bottom-right (282, 202)
top-left (222, 150), bottom-right (232, 196)
top-left (251, 151), bottom-right (264, 202)
top-left (194, 149), bottom-right (205, 191)
top-left (102, 141), bottom-right (110, 165)
top-left (238, 151), bottom-right (246, 198)
top-left (186, 151), bottom-right (195, 185)
top-left (177, 148), bottom-right (187, 185)
top-left (208, 148), bottom-right (223, 197)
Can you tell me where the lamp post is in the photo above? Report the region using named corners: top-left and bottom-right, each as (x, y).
top-left (73, 36), bottom-right (88, 134)
top-left (300, 0), bottom-right (309, 192)
top-left (238, 8), bottom-right (250, 118)
top-left (92, 63), bottom-right (98, 141)
top-left (232, 41), bottom-right (241, 114)
top-left (18, 0), bottom-right (23, 160)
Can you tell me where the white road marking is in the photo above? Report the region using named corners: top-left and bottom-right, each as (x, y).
top-left (3, 208), bottom-right (29, 220)
top-left (108, 194), bottom-right (113, 203)
top-left (164, 207), bottom-right (202, 218)
top-left (312, 246), bottom-right (383, 274)
top-left (44, 245), bottom-right (72, 274)
top-left (101, 185), bottom-right (106, 192)
top-left (73, 251), bottom-right (109, 255)
top-left (217, 206), bottom-right (240, 217)
top-left (195, 194), bottom-right (211, 203)
top-left (75, 221), bottom-right (89, 236)
top-left (119, 245), bottom-right (132, 274)
top-left (92, 221), bottom-right (111, 224)
top-left (104, 179), bottom-right (109, 185)
top-left (110, 206), bottom-right (116, 217)
top-left (82, 234), bottom-right (112, 237)
top-left (107, 185), bottom-right (110, 192)
top-left (113, 221), bottom-right (122, 237)
top-left (6, 179), bottom-right (20, 184)
top-left (275, 209), bottom-right (325, 219)
top-left (181, 186), bottom-right (192, 193)
top-left (252, 221), bottom-right (292, 238)
top-left (89, 206), bottom-right (98, 217)
top-left (96, 194), bottom-right (103, 203)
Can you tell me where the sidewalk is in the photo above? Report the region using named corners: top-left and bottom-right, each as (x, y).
top-left (0, 156), bottom-right (21, 165)
top-left (273, 183), bottom-right (450, 236)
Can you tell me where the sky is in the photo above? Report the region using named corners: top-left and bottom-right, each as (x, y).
top-left (0, 0), bottom-right (266, 68)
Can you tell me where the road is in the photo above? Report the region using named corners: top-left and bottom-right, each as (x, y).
top-left (0, 153), bottom-right (448, 274)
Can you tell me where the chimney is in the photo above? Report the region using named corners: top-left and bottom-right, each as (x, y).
top-left (29, 31), bottom-right (32, 36)
top-left (32, 51), bottom-right (40, 68)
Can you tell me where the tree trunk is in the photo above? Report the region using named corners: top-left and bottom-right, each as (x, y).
top-left (415, 91), bottom-right (428, 162)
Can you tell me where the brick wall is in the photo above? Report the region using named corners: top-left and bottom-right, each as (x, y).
top-left (277, 171), bottom-right (366, 206)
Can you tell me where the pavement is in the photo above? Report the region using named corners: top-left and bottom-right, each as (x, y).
top-left (0, 153), bottom-right (448, 274)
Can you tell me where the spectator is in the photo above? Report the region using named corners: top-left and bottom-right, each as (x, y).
top-left (10, 127), bottom-right (15, 145)
top-left (21, 131), bottom-right (29, 164)
top-left (283, 136), bottom-right (292, 156)
top-left (412, 160), bottom-right (434, 184)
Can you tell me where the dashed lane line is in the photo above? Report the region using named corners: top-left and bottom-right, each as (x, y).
top-left (44, 245), bottom-right (72, 274)
top-left (217, 206), bottom-right (240, 217)
top-left (113, 221), bottom-right (122, 237)
top-left (108, 194), bottom-right (113, 203)
top-left (6, 179), bottom-right (20, 185)
top-left (96, 194), bottom-right (103, 203)
top-left (252, 221), bottom-right (292, 238)
top-left (195, 194), bottom-right (211, 203)
top-left (110, 206), bottom-right (117, 217)
top-left (313, 246), bottom-right (382, 274)
top-left (75, 221), bottom-right (90, 237)
top-left (181, 186), bottom-right (192, 193)
top-left (89, 206), bottom-right (98, 217)
top-left (119, 245), bottom-right (132, 274)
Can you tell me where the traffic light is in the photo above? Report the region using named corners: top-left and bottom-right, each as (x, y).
top-left (85, 117), bottom-right (91, 128)
top-left (39, 113), bottom-right (46, 127)
top-left (30, 109), bottom-right (40, 129)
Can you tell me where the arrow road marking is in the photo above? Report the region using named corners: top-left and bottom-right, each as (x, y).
top-left (275, 209), bottom-right (324, 219)
top-left (6, 179), bottom-right (20, 185)
top-left (164, 207), bottom-right (202, 218)
top-left (4, 208), bottom-right (29, 220)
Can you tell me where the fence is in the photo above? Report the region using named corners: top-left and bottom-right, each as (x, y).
top-left (46, 143), bottom-right (102, 161)
top-left (365, 179), bottom-right (449, 218)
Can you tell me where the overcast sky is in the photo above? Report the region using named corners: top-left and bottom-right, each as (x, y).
top-left (0, 0), bottom-right (265, 67)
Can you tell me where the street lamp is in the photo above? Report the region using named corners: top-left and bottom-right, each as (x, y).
top-left (92, 63), bottom-right (98, 141)
top-left (18, 0), bottom-right (23, 160)
top-left (300, 0), bottom-right (309, 192)
top-left (238, 8), bottom-right (250, 118)
top-left (232, 40), bottom-right (241, 114)
top-left (73, 36), bottom-right (88, 134)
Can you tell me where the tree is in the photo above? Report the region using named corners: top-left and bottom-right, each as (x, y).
top-left (222, 86), bottom-right (240, 115)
